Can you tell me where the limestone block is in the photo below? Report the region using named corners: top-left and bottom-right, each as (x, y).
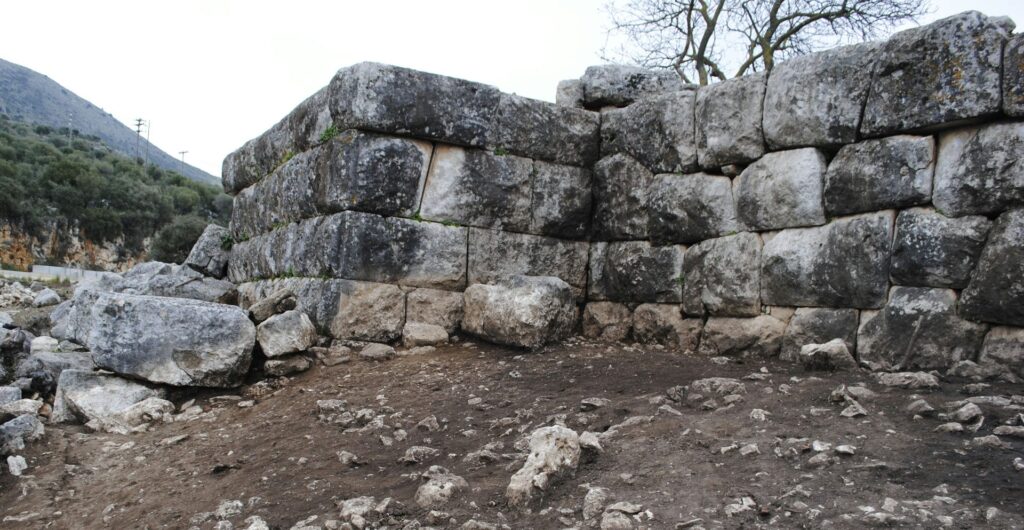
top-left (581, 302), bottom-right (632, 341)
top-left (588, 241), bottom-right (684, 304)
top-left (491, 93), bottom-right (600, 166)
top-left (647, 172), bottom-right (740, 245)
top-left (578, 65), bottom-right (688, 108)
top-left (695, 72), bottom-right (766, 168)
top-left (979, 327), bottom-right (1024, 379)
top-left (682, 232), bottom-right (761, 317)
top-left (735, 148), bottom-right (827, 230)
top-left (1003, 33), bottom-right (1024, 116)
top-left (530, 161), bottom-right (592, 239)
top-left (591, 154), bottom-right (652, 241)
top-left (406, 288), bottom-right (464, 334)
top-left (698, 315), bottom-right (787, 358)
top-left (890, 208), bottom-right (991, 289)
top-left (462, 276), bottom-right (577, 350)
top-left (468, 228), bottom-right (589, 300)
top-left (933, 122), bottom-right (1024, 216)
top-left (780, 308), bottom-right (860, 362)
top-left (228, 148), bottom-right (320, 240)
top-left (600, 90), bottom-right (697, 173)
top-left (959, 209), bottom-right (1024, 326)
top-left (185, 224), bottom-right (231, 279)
top-left (631, 304), bottom-right (702, 353)
top-left (823, 135), bottom-right (935, 216)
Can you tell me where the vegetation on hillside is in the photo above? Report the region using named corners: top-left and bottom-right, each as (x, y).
top-left (0, 115), bottom-right (230, 263)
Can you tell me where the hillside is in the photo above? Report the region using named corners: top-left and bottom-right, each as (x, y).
top-left (0, 115), bottom-right (230, 270)
top-left (0, 57), bottom-right (219, 186)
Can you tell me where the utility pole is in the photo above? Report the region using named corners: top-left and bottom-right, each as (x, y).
top-left (178, 150), bottom-right (188, 176)
top-left (144, 120), bottom-right (151, 166)
top-left (134, 118), bottom-right (145, 162)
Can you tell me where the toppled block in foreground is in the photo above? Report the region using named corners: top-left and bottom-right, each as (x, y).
top-left (462, 276), bottom-right (577, 350)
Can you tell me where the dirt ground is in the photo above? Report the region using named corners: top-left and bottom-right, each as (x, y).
top-left (1, 337), bottom-right (1023, 529)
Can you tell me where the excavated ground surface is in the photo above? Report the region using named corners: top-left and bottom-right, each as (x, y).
top-left (1, 338), bottom-right (1023, 529)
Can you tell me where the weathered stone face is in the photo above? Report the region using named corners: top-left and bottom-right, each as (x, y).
top-left (933, 122), bottom-right (1024, 216)
top-left (698, 315), bottom-right (787, 358)
top-left (959, 209), bottom-right (1024, 326)
top-left (462, 276), bottom-right (578, 350)
top-left (761, 211), bottom-right (894, 309)
top-left (555, 79), bottom-right (584, 108)
top-left (88, 293), bottom-right (255, 388)
top-left (256, 309), bottom-right (318, 358)
top-left (861, 11), bottom-right (1010, 137)
top-left (185, 224), bottom-right (231, 279)
top-left (695, 72), bottom-right (766, 169)
top-left (588, 241), bottom-right (684, 304)
top-left (858, 287), bottom-right (988, 370)
top-left (229, 148), bottom-right (320, 240)
top-left (578, 65), bottom-right (688, 108)
top-left (600, 91), bottom-right (697, 174)
top-left (763, 42), bottom-right (878, 149)
top-left (979, 327), bottom-right (1024, 378)
top-left (647, 172), bottom-right (740, 245)
top-left (631, 304), bottom-right (701, 353)
top-left (406, 288), bottom-right (464, 334)
top-left (315, 131), bottom-right (432, 217)
top-left (1003, 34), bottom-right (1024, 116)
top-left (890, 208), bottom-right (991, 289)
top-left (530, 161), bottom-right (592, 239)
top-left (419, 146), bottom-right (532, 232)
top-left (780, 308), bottom-right (860, 362)
top-left (329, 62), bottom-right (500, 147)
top-left (735, 148), bottom-right (827, 231)
top-left (682, 233), bottom-right (761, 317)
top-left (222, 86), bottom-right (331, 194)
top-left (823, 135), bottom-right (935, 216)
top-left (491, 93), bottom-right (600, 167)
top-left (468, 228), bottom-right (589, 301)
top-left (581, 302), bottom-right (633, 342)
top-left (591, 154), bottom-right (653, 241)
top-left (51, 370), bottom-right (167, 427)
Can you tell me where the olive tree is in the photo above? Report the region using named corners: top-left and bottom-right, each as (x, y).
top-left (603, 0), bottom-right (928, 85)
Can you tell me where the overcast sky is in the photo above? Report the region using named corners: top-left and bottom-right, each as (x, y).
top-left (1, 0), bottom-right (1022, 180)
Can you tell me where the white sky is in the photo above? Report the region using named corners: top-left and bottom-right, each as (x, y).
top-left (1, 0), bottom-right (1021, 180)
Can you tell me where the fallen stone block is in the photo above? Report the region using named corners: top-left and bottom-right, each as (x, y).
top-left (780, 308), bottom-right (859, 362)
top-left (402, 322), bottom-right (448, 348)
top-left (468, 228), bottom-right (589, 301)
top-left (329, 62), bottom-right (500, 147)
top-left (647, 172), bottom-right (740, 245)
top-left (578, 65), bottom-right (687, 108)
top-left (0, 414), bottom-right (44, 455)
top-left (264, 355), bottom-right (313, 377)
top-left (462, 276), bottom-right (577, 350)
top-left (858, 287), bottom-right (988, 370)
top-left (682, 232), bottom-right (761, 317)
top-left (256, 310), bottom-right (317, 358)
top-left (88, 293), bottom-right (256, 388)
top-left (761, 211), bottom-right (894, 309)
top-left (933, 122), bottom-right (1024, 216)
top-left (800, 339), bottom-right (858, 371)
top-left (631, 304), bottom-right (702, 353)
top-left (861, 11), bottom-right (1010, 136)
top-left (763, 42), bottom-right (878, 149)
top-left (14, 349), bottom-right (93, 396)
top-left (695, 72), bottom-right (766, 168)
top-left (555, 79), bottom-right (584, 107)
top-left (185, 224), bottom-right (231, 279)
top-left (876, 371), bottom-right (939, 389)
top-left (698, 315), bottom-right (787, 358)
top-left (32, 288), bottom-right (61, 307)
top-left (529, 161), bottom-right (592, 239)
top-left (588, 241), bottom-right (684, 304)
top-left (581, 302), bottom-right (632, 342)
top-left (415, 465), bottom-right (469, 509)
top-left (507, 425), bottom-right (580, 508)
top-left (735, 147), bottom-right (827, 231)
top-left (490, 93), bottom-right (599, 167)
top-left (247, 288), bottom-right (297, 324)
top-left (591, 154), bottom-right (653, 241)
top-left (959, 209), bottom-right (1024, 326)
top-left (405, 288), bottom-right (464, 335)
top-left (600, 90), bottom-right (697, 173)
top-left (52, 370), bottom-right (171, 434)
top-left (824, 135), bottom-right (935, 216)
top-left (978, 327), bottom-right (1024, 380)
top-left (890, 208), bottom-right (991, 289)
top-left (419, 145), bottom-right (532, 232)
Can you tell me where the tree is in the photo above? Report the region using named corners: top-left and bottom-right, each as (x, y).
top-left (149, 215), bottom-right (209, 264)
top-left (603, 0), bottom-right (928, 85)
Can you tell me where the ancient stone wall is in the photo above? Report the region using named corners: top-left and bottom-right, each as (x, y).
top-left (224, 11), bottom-right (1024, 375)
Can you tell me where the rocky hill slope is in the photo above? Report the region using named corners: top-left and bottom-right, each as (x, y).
top-left (0, 57), bottom-right (218, 186)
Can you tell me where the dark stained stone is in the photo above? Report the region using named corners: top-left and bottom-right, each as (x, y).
top-left (824, 135), bottom-right (935, 216)
top-left (959, 209), bottom-right (1024, 326)
top-left (890, 208), bottom-right (991, 289)
top-left (588, 241), bottom-right (684, 304)
top-left (682, 233), bottom-right (761, 317)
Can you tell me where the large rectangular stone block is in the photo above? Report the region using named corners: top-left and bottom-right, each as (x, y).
top-left (761, 211), bottom-right (894, 309)
top-left (959, 209), bottom-right (1024, 326)
top-left (734, 148), bottom-right (827, 231)
top-left (223, 86), bottom-right (331, 194)
top-left (890, 208), bottom-right (991, 289)
top-left (682, 233), bottom-right (761, 317)
top-left (419, 146), bottom-right (533, 232)
top-left (861, 12), bottom-right (1010, 137)
top-left (578, 65), bottom-right (688, 108)
top-left (229, 149), bottom-right (319, 241)
top-left (1004, 34), bottom-right (1024, 117)
top-left (588, 241), bottom-right (684, 304)
top-left (698, 315), bottom-right (787, 358)
top-left (490, 93), bottom-right (599, 167)
top-left (600, 90), bottom-right (697, 174)
top-left (934, 122), bottom-right (1024, 216)
top-left (591, 154), bottom-right (652, 241)
top-left (648, 172), bottom-right (740, 245)
top-left (530, 161), bottom-right (592, 239)
top-left (328, 62), bottom-right (500, 147)
top-left (823, 135), bottom-right (934, 217)
top-left (695, 72), bottom-right (766, 169)
top-left (468, 228), bottom-right (589, 300)
top-left (763, 42), bottom-right (878, 149)
top-left (858, 287), bottom-right (988, 370)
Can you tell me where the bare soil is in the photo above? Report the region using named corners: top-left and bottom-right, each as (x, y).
top-left (2, 338), bottom-right (1022, 529)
